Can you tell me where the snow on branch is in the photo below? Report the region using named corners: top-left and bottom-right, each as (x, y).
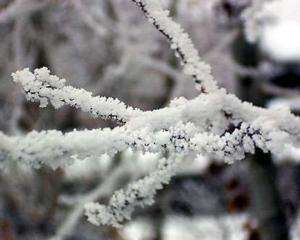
top-left (1, 128), bottom-right (130, 169)
top-left (1, 0), bottom-right (300, 229)
top-left (0, 115), bottom-right (296, 170)
top-left (85, 155), bottom-right (181, 227)
top-left (12, 68), bottom-right (142, 124)
top-left (130, 0), bottom-right (218, 93)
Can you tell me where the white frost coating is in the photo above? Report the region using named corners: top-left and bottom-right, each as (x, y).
top-left (1, 117), bottom-right (297, 169)
top-left (131, 0), bottom-right (217, 93)
top-left (4, 128), bottom-right (131, 169)
top-left (12, 68), bottom-right (142, 123)
top-left (191, 123), bottom-right (265, 164)
top-left (85, 156), bottom-right (181, 227)
top-left (0, 0), bottom-right (300, 228)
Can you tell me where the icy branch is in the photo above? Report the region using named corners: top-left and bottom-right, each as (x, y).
top-left (130, 0), bottom-right (218, 93)
top-left (12, 68), bottom-right (142, 123)
top-left (1, 0), bottom-right (300, 229)
top-left (85, 155), bottom-right (181, 227)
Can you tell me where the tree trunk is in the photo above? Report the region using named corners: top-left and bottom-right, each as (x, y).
top-left (248, 150), bottom-right (289, 240)
top-left (233, 32), bottom-right (290, 240)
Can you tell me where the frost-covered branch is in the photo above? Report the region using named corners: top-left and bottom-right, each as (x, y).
top-left (85, 155), bottom-right (181, 227)
top-left (1, 0), bottom-right (300, 230)
top-left (6, 65), bottom-right (300, 227)
top-left (130, 0), bottom-right (218, 93)
top-left (0, 115), bottom-right (297, 170)
top-left (50, 160), bottom-right (131, 240)
top-left (4, 68), bottom-right (300, 225)
top-left (12, 68), bottom-right (142, 124)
